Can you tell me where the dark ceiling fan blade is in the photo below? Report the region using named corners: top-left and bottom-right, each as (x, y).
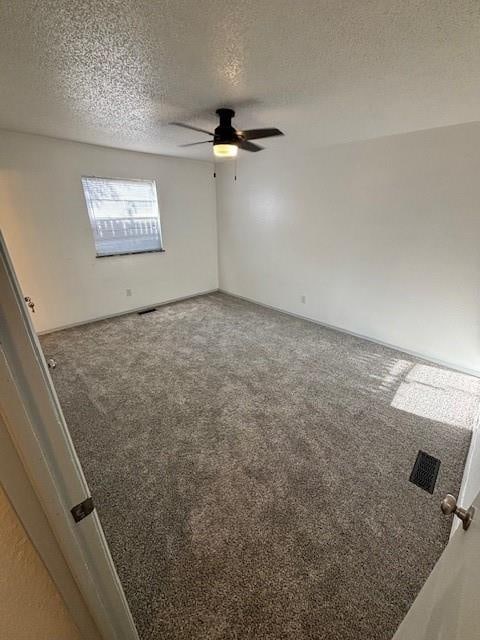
top-left (238, 140), bottom-right (263, 152)
top-left (240, 128), bottom-right (284, 140)
top-left (179, 141), bottom-right (212, 147)
top-left (170, 122), bottom-right (214, 136)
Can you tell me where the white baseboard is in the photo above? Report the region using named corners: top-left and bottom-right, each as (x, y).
top-left (38, 288), bottom-right (219, 335)
top-left (219, 289), bottom-right (480, 378)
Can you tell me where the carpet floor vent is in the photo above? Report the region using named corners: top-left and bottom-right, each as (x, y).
top-left (138, 308), bottom-right (157, 315)
top-left (409, 450), bottom-right (441, 494)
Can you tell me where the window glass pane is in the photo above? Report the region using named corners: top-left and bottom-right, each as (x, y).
top-left (81, 177), bottom-right (163, 257)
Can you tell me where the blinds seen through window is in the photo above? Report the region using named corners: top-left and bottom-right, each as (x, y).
top-left (81, 176), bottom-right (163, 257)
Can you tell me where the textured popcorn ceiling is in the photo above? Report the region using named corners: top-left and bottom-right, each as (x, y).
top-left (0, 0), bottom-right (479, 159)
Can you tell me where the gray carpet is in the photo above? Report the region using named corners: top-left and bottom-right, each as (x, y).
top-left (40, 293), bottom-right (478, 640)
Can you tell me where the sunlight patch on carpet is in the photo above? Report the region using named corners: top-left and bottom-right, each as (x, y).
top-left (391, 364), bottom-right (480, 430)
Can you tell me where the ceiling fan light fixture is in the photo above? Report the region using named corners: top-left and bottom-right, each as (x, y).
top-left (172, 108), bottom-right (283, 155)
top-left (213, 143), bottom-right (238, 158)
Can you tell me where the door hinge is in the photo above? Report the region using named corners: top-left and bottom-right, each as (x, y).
top-left (71, 497), bottom-right (95, 523)
top-left (24, 296), bottom-right (35, 313)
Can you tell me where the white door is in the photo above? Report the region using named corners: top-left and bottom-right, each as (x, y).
top-left (393, 490), bottom-right (480, 639)
top-left (0, 232), bottom-right (139, 640)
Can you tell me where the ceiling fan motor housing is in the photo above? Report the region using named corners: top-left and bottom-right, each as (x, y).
top-left (171, 108), bottom-right (283, 152)
top-left (215, 108), bottom-right (238, 144)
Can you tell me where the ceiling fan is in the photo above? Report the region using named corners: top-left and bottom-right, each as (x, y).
top-left (170, 108), bottom-right (284, 158)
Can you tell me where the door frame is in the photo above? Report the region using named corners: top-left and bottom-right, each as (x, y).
top-left (454, 413), bottom-right (480, 535)
top-left (0, 232), bottom-right (139, 640)
top-left (0, 409), bottom-right (101, 640)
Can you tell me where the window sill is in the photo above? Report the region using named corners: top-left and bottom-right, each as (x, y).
top-left (96, 249), bottom-right (165, 259)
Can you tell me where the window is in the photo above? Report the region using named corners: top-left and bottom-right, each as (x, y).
top-left (81, 176), bottom-right (163, 257)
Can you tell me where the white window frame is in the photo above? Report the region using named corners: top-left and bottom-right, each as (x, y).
top-left (81, 176), bottom-right (164, 258)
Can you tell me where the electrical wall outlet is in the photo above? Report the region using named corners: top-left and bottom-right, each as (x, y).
top-left (301, 295), bottom-right (306, 304)
top-left (126, 288), bottom-right (132, 297)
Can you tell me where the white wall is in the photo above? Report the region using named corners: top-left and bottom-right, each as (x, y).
top-left (217, 122), bottom-right (480, 373)
top-left (0, 130), bottom-right (218, 332)
top-left (2, 125), bottom-right (479, 372)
